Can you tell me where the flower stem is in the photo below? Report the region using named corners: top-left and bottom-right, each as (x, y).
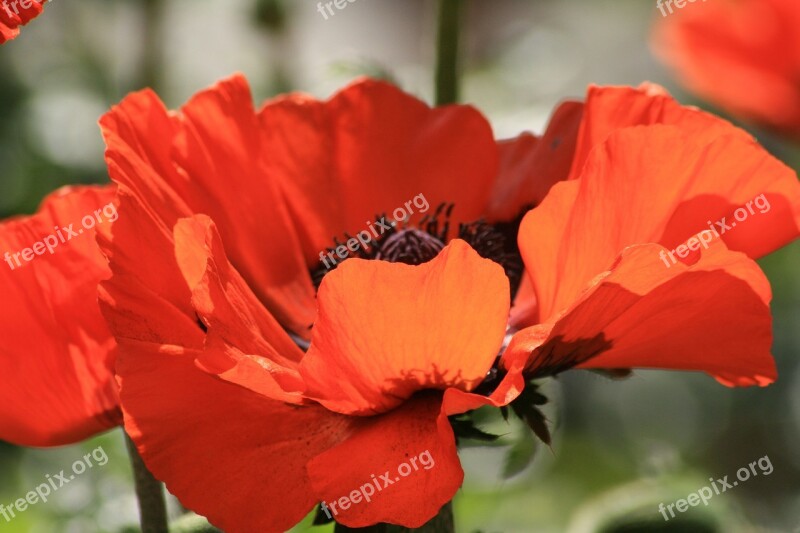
top-left (139, 0), bottom-right (165, 90)
top-left (333, 502), bottom-right (454, 533)
top-left (434, 0), bottom-right (463, 106)
top-left (125, 432), bottom-right (169, 533)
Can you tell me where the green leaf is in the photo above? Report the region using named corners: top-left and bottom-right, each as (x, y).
top-left (510, 383), bottom-right (553, 445)
top-left (450, 417), bottom-right (502, 442)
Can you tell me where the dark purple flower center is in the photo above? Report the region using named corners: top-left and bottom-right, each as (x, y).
top-left (311, 203), bottom-right (525, 299)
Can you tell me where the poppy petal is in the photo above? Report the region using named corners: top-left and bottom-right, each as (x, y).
top-left (568, 84), bottom-right (752, 182)
top-left (521, 125), bottom-right (799, 322)
top-left (307, 393), bottom-right (462, 529)
top-left (300, 239), bottom-right (510, 416)
top-left (100, 75), bottom-right (316, 336)
top-left (173, 215), bottom-right (307, 402)
top-left (505, 240), bottom-right (775, 387)
top-left (442, 347), bottom-right (528, 415)
top-left (115, 340), bottom-right (355, 533)
top-left (258, 79), bottom-right (498, 263)
top-left (0, 185), bottom-right (120, 446)
top-left (487, 100), bottom-right (584, 222)
top-left (98, 188), bottom-right (204, 348)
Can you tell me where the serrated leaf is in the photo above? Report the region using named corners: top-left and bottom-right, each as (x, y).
top-left (529, 391), bottom-right (548, 406)
top-left (449, 416), bottom-right (502, 442)
top-left (523, 407), bottom-right (552, 446)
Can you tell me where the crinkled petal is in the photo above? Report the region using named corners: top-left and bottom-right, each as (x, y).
top-left (174, 215), bottom-right (307, 403)
top-left (258, 79), bottom-right (499, 263)
top-left (487, 100), bottom-right (584, 221)
top-left (100, 75), bottom-right (316, 336)
top-left (520, 125), bottom-right (799, 322)
top-left (307, 394), bottom-right (462, 529)
top-left (300, 239), bottom-right (510, 415)
top-left (505, 240), bottom-right (775, 387)
top-left (567, 84), bottom-right (753, 182)
top-left (0, 185), bottom-right (120, 446)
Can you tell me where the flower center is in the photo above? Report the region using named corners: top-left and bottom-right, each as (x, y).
top-left (311, 203), bottom-right (525, 298)
top-left (375, 228), bottom-right (445, 265)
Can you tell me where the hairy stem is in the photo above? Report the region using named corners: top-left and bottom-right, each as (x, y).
top-left (125, 432), bottom-right (169, 533)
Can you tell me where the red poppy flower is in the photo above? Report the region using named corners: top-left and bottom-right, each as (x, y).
top-left (652, 0), bottom-right (800, 136)
top-left (504, 84), bottom-right (800, 386)
top-left (97, 75), bottom-right (575, 531)
top-left (0, 185), bottom-right (121, 446)
top-left (96, 76), bottom-right (797, 531)
top-left (0, 0), bottom-right (45, 44)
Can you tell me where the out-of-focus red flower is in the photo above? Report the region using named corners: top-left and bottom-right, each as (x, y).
top-left (652, 0), bottom-right (800, 136)
top-left (0, 0), bottom-right (46, 44)
top-left (0, 185), bottom-right (121, 446)
top-left (504, 84), bottom-right (800, 386)
top-left (96, 75), bottom-right (566, 531)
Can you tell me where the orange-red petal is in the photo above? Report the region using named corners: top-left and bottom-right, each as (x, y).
top-left (100, 74), bottom-right (316, 336)
top-left (115, 340), bottom-right (355, 533)
top-left (307, 394), bottom-right (462, 529)
top-left (487, 100), bottom-right (584, 222)
top-left (520, 125), bottom-right (799, 323)
top-left (567, 84), bottom-right (752, 182)
top-left (0, 185), bottom-right (120, 446)
top-left (300, 239), bottom-right (510, 416)
top-left (174, 215), bottom-right (307, 403)
top-left (505, 241), bottom-right (775, 386)
top-left (258, 79), bottom-right (499, 264)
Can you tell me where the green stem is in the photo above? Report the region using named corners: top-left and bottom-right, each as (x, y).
top-left (139, 0), bottom-right (165, 90)
top-left (125, 433), bottom-right (169, 533)
top-left (434, 0), bottom-right (463, 106)
top-left (333, 502), bottom-right (454, 533)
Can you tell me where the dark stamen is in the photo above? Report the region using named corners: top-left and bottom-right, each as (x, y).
top-left (458, 218), bottom-right (524, 298)
top-left (309, 202), bottom-right (526, 299)
top-left (375, 228), bottom-right (445, 265)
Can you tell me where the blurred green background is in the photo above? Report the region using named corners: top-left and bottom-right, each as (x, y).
top-left (0, 0), bottom-right (798, 532)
